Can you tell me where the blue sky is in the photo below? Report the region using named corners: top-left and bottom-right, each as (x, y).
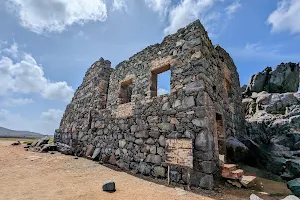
top-left (0, 0), bottom-right (299, 134)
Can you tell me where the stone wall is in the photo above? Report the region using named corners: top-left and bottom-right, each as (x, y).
top-left (55, 20), bottom-right (244, 190)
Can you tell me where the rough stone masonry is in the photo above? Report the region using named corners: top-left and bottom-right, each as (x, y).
top-left (55, 20), bottom-right (245, 190)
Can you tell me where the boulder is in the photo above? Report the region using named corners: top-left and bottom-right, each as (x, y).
top-left (288, 178), bottom-right (300, 197)
top-left (269, 62), bottom-right (299, 93)
top-left (11, 141), bottom-right (21, 146)
top-left (226, 137), bottom-right (249, 163)
top-left (245, 63), bottom-right (299, 94)
top-left (102, 181), bottom-right (116, 192)
top-left (56, 142), bottom-right (73, 155)
top-left (36, 136), bottom-right (50, 147)
top-left (40, 143), bottom-right (57, 152)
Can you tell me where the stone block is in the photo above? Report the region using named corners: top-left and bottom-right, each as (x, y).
top-left (199, 161), bottom-right (217, 174)
top-left (119, 139), bottom-right (127, 148)
top-left (200, 174), bottom-right (214, 190)
top-left (153, 166), bottom-right (166, 178)
top-left (135, 131), bottom-right (149, 138)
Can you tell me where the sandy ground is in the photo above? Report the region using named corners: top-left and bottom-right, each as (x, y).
top-left (0, 140), bottom-right (291, 200)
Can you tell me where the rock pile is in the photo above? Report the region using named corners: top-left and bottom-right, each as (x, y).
top-left (26, 136), bottom-right (56, 152)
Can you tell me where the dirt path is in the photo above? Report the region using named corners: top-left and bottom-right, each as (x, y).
top-left (0, 140), bottom-right (290, 200)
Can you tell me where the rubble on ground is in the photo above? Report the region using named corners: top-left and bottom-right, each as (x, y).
top-left (11, 141), bottom-right (21, 146)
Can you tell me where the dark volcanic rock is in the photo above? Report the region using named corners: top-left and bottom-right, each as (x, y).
top-left (102, 181), bottom-right (116, 192)
top-left (245, 63), bottom-right (299, 94)
top-left (226, 137), bottom-right (249, 163)
top-left (288, 178), bottom-right (300, 197)
top-left (56, 142), bottom-right (73, 155)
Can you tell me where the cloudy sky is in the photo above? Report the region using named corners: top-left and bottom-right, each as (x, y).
top-left (0, 0), bottom-right (299, 135)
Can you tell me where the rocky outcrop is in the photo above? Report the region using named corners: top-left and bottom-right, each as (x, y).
top-left (242, 91), bottom-right (300, 180)
top-left (245, 63), bottom-right (299, 94)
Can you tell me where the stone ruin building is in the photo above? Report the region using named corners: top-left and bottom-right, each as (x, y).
top-left (55, 20), bottom-right (245, 190)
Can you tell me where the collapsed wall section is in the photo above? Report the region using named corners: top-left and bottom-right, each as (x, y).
top-left (55, 20), bottom-right (245, 190)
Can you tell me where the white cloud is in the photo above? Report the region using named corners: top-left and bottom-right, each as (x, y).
top-left (145, 0), bottom-right (171, 16)
top-left (41, 109), bottom-right (64, 122)
top-left (225, 0), bottom-right (241, 17)
top-left (164, 0), bottom-right (217, 34)
top-left (0, 42), bottom-right (74, 102)
top-left (112, 0), bottom-right (127, 12)
top-left (0, 98), bottom-right (34, 107)
top-left (42, 82), bottom-right (74, 102)
top-left (1, 42), bottom-right (18, 58)
top-left (267, 0), bottom-right (300, 34)
top-left (6, 0), bottom-right (108, 34)
top-left (158, 88), bottom-right (169, 95)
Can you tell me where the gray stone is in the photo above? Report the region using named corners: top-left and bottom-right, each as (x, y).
top-left (192, 118), bottom-right (206, 127)
top-left (200, 174), bottom-right (214, 190)
top-left (153, 166), bottom-right (166, 178)
top-left (162, 102), bottom-right (170, 111)
top-left (157, 147), bottom-right (164, 156)
top-left (226, 137), bottom-right (249, 163)
top-left (135, 131), bottom-right (149, 138)
top-left (159, 135), bottom-right (166, 147)
top-left (92, 148), bottom-right (101, 160)
top-left (199, 161), bottom-right (217, 174)
top-left (170, 171), bottom-right (181, 183)
top-left (138, 163), bottom-right (151, 175)
top-left (149, 145), bottom-right (157, 154)
top-left (135, 139), bottom-right (144, 145)
top-left (103, 181), bottom-right (116, 192)
top-left (119, 139), bottom-right (127, 148)
top-left (85, 144), bottom-right (94, 157)
top-left (157, 123), bottom-right (173, 132)
top-left (146, 138), bottom-right (155, 145)
top-left (182, 96), bottom-right (195, 109)
top-left (149, 131), bottom-right (160, 139)
top-left (195, 130), bottom-right (214, 151)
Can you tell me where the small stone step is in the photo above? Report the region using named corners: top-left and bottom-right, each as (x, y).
top-left (240, 175), bottom-right (256, 187)
top-left (223, 164), bottom-right (237, 171)
top-left (227, 180), bottom-right (242, 188)
top-left (222, 164), bottom-right (238, 178)
top-left (231, 169), bottom-right (244, 179)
